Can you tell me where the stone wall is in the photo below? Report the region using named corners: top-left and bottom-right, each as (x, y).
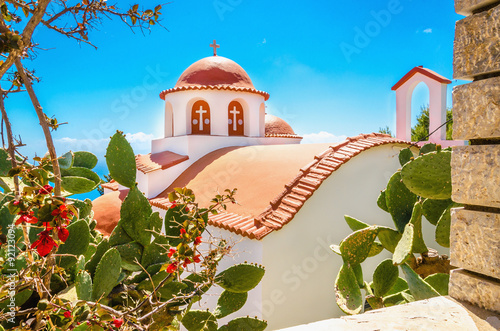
top-left (449, 0), bottom-right (500, 313)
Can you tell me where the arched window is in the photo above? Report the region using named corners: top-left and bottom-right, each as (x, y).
top-left (191, 100), bottom-right (211, 135)
top-left (228, 101), bottom-right (244, 136)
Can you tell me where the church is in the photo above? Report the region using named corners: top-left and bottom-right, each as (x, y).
top-left (92, 42), bottom-right (439, 330)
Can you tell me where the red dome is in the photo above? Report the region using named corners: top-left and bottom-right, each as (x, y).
top-left (265, 114), bottom-right (296, 136)
top-left (175, 56), bottom-right (255, 89)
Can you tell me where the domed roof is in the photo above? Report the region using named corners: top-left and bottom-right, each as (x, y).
top-left (175, 56), bottom-right (255, 89)
top-left (160, 56), bottom-right (270, 101)
top-left (265, 114), bottom-right (297, 136)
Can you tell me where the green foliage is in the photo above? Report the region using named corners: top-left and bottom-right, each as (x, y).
top-left (105, 131), bottom-right (137, 188)
top-left (216, 263), bottom-right (265, 293)
top-left (222, 317), bottom-right (268, 331)
top-left (182, 310), bottom-right (218, 331)
top-left (91, 248), bottom-right (122, 301)
top-left (401, 150), bottom-right (452, 200)
top-left (72, 151), bottom-right (98, 169)
top-left (214, 291), bottom-right (248, 318)
top-left (75, 271), bottom-right (93, 301)
top-left (335, 263), bottom-right (363, 315)
top-left (56, 220), bottom-right (91, 269)
top-left (333, 143), bottom-right (456, 314)
top-left (378, 126), bottom-right (393, 137)
top-left (411, 106), bottom-right (453, 142)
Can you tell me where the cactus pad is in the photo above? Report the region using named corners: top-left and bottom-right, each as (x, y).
top-left (61, 176), bottom-right (97, 194)
top-left (377, 227), bottom-right (402, 253)
top-left (58, 151), bottom-right (74, 169)
top-left (114, 241), bottom-right (144, 272)
top-left (377, 189), bottom-right (389, 213)
top-left (215, 263), bottom-right (265, 293)
top-left (385, 171), bottom-right (418, 233)
top-left (401, 151), bottom-right (452, 200)
top-left (72, 151), bottom-right (98, 169)
top-left (75, 270), bottom-right (92, 301)
top-left (335, 263), bottom-right (363, 315)
top-left (106, 131), bottom-right (137, 188)
top-left (120, 186), bottom-right (153, 247)
top-left (181, 310), bottom-right (217, 331)
top-left (109, 221), bottom-right (134, 246)
top-left (392, 223), bottom-right (414, 265)
top-left (385, 277), bottom-right (409, 296)
top-left (344, 215), bottom-right (369, 231)
top-left (400, 264), bottom-right (440, 300)
top-left (398, 147), bottom-right (414, 166)
top-left (91, 248), bottom-right (122, 301)
top-left (435, 204), bottom-right (454, 248)
top-left (56, 220), bottom-right (90, 269)
top-left (157, 281), bottom-right (188, 302)
top-left (213, 290), bottom-right (248, 318)
top-left (223, 317), bottom-right (267, 331)
top-left (368, 241), bottom-right (384, 257)
top-left (424, 273), bottom-right (449, 295)
top-left (372, 259), bottom-right (399, 297)
top-left (419, 143), bottom-right (436, 155)
top-left (409, 202), bottom-right (427, 253)
top-left (422, 198), bottom-right (452, 225)
top-left (339, 226), bottom-right (378, 265)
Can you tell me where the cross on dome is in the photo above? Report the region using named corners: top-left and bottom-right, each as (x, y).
top-left (210, 40), bottom-right (220, 56)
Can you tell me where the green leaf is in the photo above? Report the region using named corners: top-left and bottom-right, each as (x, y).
top-left (398, 147), bottom-right (414, 166)
top-left (114, 241), bottom-right (144, 272)
top-left (0, 149), bottom-right (13, 176)
top-left (339, 226), bottom-right (378, 265)
top-left (182, 310), bottom-right (217, 331)
top-left (392, 223), bottom-right (414, 265)
top-left (120, 186), bottom-right (153, 246)
top-left (377, 189), bottom-right (389, 213)
top-left (213, 290), bottom-right (247, 318)
top-left (368, 241), bottom-right (384, 257)
top-left (223, 317), bottom-right (267, 331)
top-left (75, 270), bottom-right (92, 301)
top-left (424, 273), bottom-right (449, 295)
top-left (373, 259), bottom-right (399, 297)
top-left (56, 220), bottom-right (91, 269)
top-left (401, 151), bottom-right (452, 200)
top-left (385, 277), bottom-right (409, 296)
top-left (61, 176), bottom-right (97, 194)
top-left (59, 151), bottom-right (74, 169)
top-left (400, 264), bottom-right (440, 300)
top-left (335, 263), bottom-right (363, 315)
top-left (344, 215), bottom-right (369, 231)
top-left (409, 202), bottom-right (427, 254)
top-left (419, 143), bottom-right (436, 155)
top-left (106, 131), bottom-right (136, 188)
top-left (435, 204), bottom-right (456, 248)
top-left (73, 151), bottom-right (98, 169)
top-left (377, 227), bottom-right (402, 253)
top-left (422, 198), bottom-right (453, 225)
top-left (385, 171), bottom-right (418, 232)
top-left (92, 248), bottom-right (122, 301)
top-left (215, 263), bottom-right (265, 293)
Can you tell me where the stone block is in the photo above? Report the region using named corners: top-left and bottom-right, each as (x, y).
top-left (450, 208), bottom-right (500, 279)
top-left (452, 145), bottom-right (500, 208)
top-left (449, 269), bottom-right (500, 313)
top-left (453, 4), bottom-right (500, 80)
top-left (452, 77), bottom-right (500, 140)
top-left (455, 0), bottom-right (499, 16)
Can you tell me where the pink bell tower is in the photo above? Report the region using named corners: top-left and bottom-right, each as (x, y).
top-left (392, 66), bottom-right (464, 147)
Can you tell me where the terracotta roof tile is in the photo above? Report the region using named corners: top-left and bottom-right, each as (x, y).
top-left (160, 84), bottom-right (270, 101)
top-left (147, 133), bottom-right (410, 240)
top-left (101, 180), bottom-right (119, 191)
top-left (136, 151), bottom-right (189, 174)
top-left (265, 133), bottom-right (303, 139)
top-left (391, 66), bottom-right (452, 91)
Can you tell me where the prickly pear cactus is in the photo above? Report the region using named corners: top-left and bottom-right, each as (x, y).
top-left (392, 223), bottom-right (414, 265)
top-left (91, 248), bottom-right (122, 301)
top-left (401, 150), bottom-right (452, 200)
top-left (106, 131), bottom-right (136, 188)
top-left (72, 151), bottom-right (98, 169)
top-left (372, 259), bottom-right (398, 297)
top-left (215, 263), bottom-right (265, 293)
top-left (335, 263), bottom-right (363, 315)
top-left (182, 310), bottom-right (218, 331)
top-left (385, 171), bottom-right (418, 233)
top-left (214, 290), bottom-right (248, 318)
top-left (56, 220), bottom-right (91, 269)
top-left (339, 226), bottom-right (378, 265)
top-left (400, 264), bottom-right (440, 300)
top-left (75, 270), bottom-right (92, 301)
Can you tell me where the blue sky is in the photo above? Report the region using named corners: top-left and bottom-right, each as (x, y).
top-left (6, 0), bottom-right (464, 177)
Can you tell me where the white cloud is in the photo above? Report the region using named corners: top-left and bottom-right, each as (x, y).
top-left (423, 28), bottom-right (432, 34)
top-left (54, 132), bottom-right (156, 160)
top-left (301, 131), bottom-right (347, 144)
top-left (262, 38), bottom-right (267, 44)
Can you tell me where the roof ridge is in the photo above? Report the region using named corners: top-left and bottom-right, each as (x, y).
top-left (160, 85), bottom-right (270, 101)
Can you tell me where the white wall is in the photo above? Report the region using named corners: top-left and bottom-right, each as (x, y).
top-left (258, 144), bottom-right (449, 330)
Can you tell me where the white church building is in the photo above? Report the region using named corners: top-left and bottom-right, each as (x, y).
top-left (93, 42), bottom-right (452, 330)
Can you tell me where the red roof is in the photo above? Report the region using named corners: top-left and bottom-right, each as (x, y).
top-left (101, 180), bottom-right (119, 191)
top-left (160, 56), bottom-right (270, 101)
top-left (136, 151), bottom-right (189, 174)
top-left (391, 66), bottom-right (452, 91)
top-left (149, 133), bottom-right (411, 240)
